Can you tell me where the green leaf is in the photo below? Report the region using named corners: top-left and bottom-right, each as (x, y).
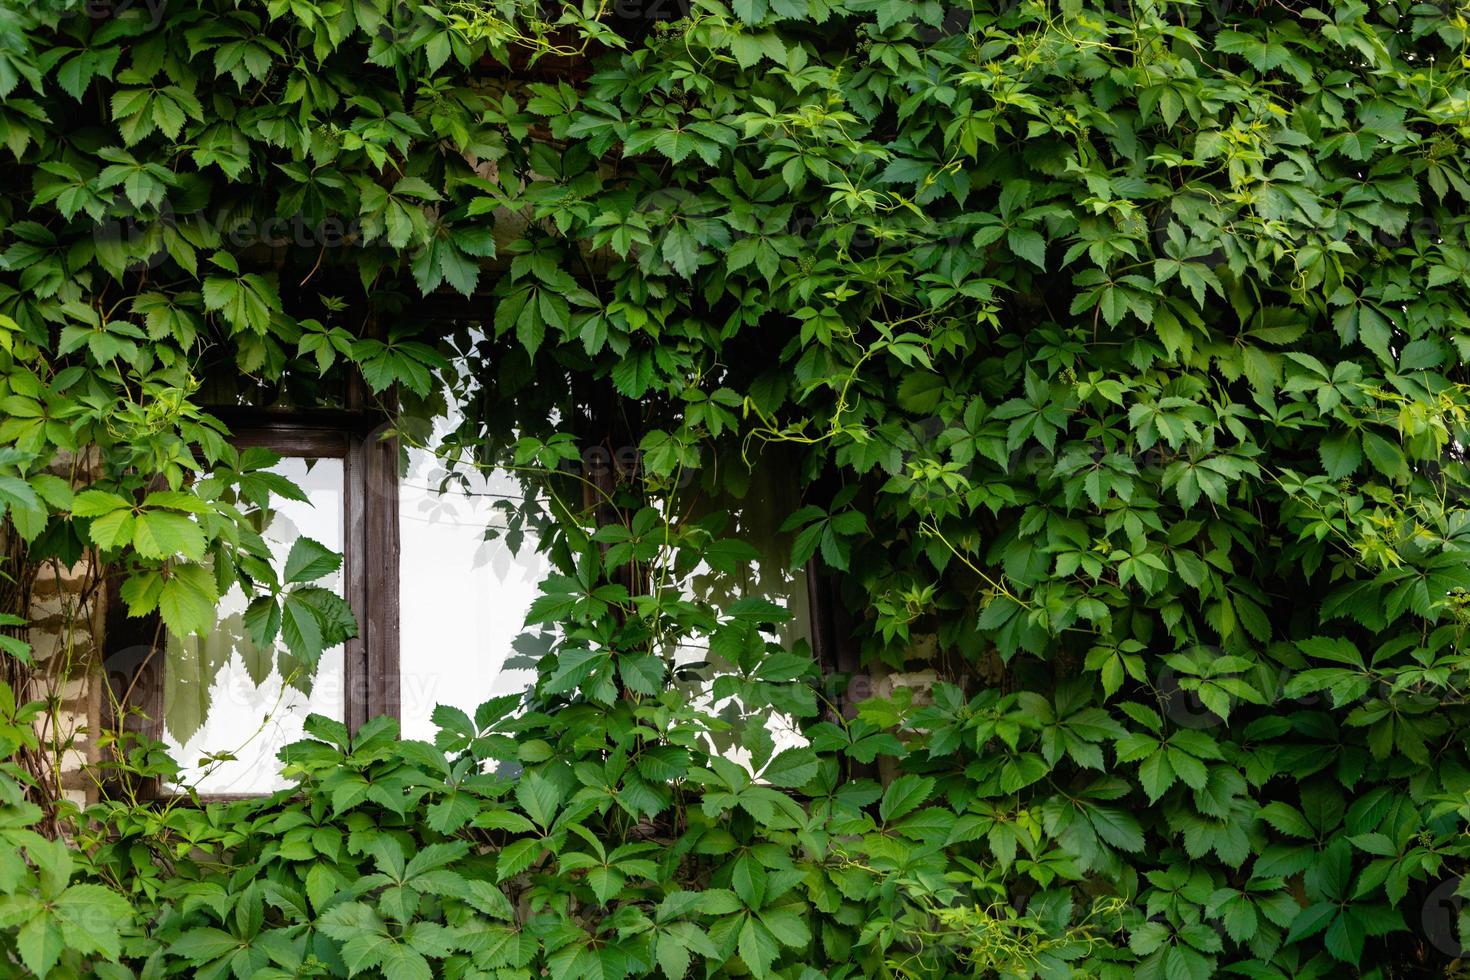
top-left (379, 944), bottom-right (433, 980)
top-left (16, 916), bottom-right (65, 979)
top-left (494, 838), bottom-right (543, 881)
top-left (159, 564), bottom-right (219, 637)
top-left (71, 489), bottom-right (130, 517)
top-left (132, 510), bottom-right (206, 560)
top-left (168, 927), bottom-right (241, 963)
top-left (243, 596), bottom-right (281, 648)
top-left (1258, 802), bottom-right (1314, 838)
top-left (427, 793), bottom-right (477, 834)
top-left (733, 0), bottom-right (768, 24)
top-left (1007, 227), bottom-right (1046, 268)
top-left (760, 747), bottom-right (818, 788)
top-left (737, 917), bottom-right (779, 977)
top-left (1318, 432), bottom-right (1362, 478)
top-left (879, 774), bottom-right (935, 822)
top-left (0, 475), bottom-right (39, 516)
top-left (1138, 750), bottom-right (1176, 802)
top-left (515, 770), bottom-right (563, 828)
top-left (280, 592), bottom-right (325, 664)
top-left (1286, 902), bottom-right (1337, 944)
top-left (283, 536), bottom-right (341, 584)
top-left (617, 652), bottom-right (666, 694)
top-left (1361, 429), bottom-right (1405, 479)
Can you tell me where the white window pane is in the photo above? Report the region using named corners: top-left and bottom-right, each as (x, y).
top-left (163, 457), bottom-right (345, 794)
top-left (673, 476), bottom-right (814, 770)
top-left (675, 560), bottom-right (812, 768)
top-left (398, 447), bottom-right (546, 742)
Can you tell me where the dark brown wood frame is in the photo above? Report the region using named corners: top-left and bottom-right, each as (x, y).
top-left (215, 407), bottom-right (401, 731)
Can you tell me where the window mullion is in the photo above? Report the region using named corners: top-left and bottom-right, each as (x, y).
top-left (342, 435), bottom-right (371, 733)
top-left (361, 422), bottom-right (400, 724)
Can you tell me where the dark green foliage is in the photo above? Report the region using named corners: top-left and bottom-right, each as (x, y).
top-left (1, 0), bottom-right (1470, 975)
top-left (67, 683), bottom-right (1128, 980)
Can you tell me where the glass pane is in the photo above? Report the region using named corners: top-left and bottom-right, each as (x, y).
top-left (674, 469), bottom-right (813, 768)
top-left (162, 457), bottom-right (346, 793)
top-left (677, 567), bottom-right (812, 773)
top-left (398, 445), bottom-right (548, 742)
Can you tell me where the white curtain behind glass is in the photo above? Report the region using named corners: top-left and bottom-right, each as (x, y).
top-left (163, 457), bottom-right (345, 793)
top-left (397, 419), bottom-right (547, 742)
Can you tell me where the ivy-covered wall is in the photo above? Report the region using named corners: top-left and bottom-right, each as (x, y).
top-left (1, 0), bottom-right (1470, 977)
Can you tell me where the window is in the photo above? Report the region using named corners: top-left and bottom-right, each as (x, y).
top-left (161, 456), bottom-right (346, 793)
top-left (396, 424), bottom-right (549, 742)
top-left (105, 416), bottom-right (398, 797)
top-left (106, 406), bottom-right (845, 796)
top-left (672, 465), bottom-right (817, 766)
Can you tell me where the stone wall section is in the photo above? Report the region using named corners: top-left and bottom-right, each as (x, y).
top-left (27, 556), bottom-right (104, 807)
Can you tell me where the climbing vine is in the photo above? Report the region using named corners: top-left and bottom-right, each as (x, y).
top-left (0, 0), bottom-right (1469, 975)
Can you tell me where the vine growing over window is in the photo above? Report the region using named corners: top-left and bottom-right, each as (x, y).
top-left (0, 0), bottom-right (1468, 975)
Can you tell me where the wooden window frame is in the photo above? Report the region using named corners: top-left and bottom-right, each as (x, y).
top-left (104, 407), bottom-right (398, 799)
top-left (104, 401), bottom-right (855, 799)
top-left (220, 408), bottom-right (400, 731)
